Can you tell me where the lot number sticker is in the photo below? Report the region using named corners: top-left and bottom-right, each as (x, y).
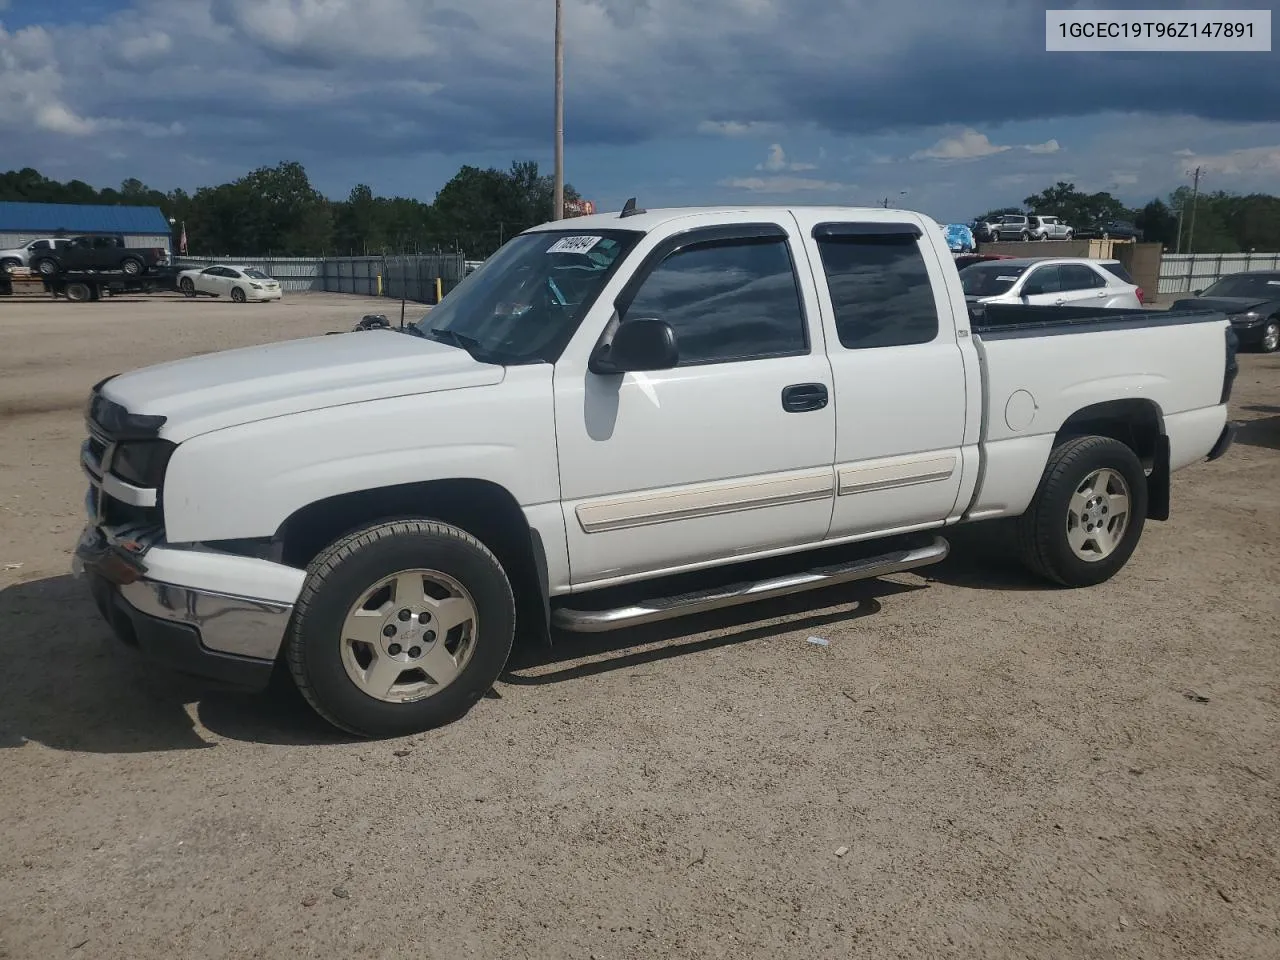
top-left (547, 235), bottom-right (602, 255)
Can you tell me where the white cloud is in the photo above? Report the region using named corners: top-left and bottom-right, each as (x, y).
top-left (720, 175), bottom-right (848, 193)
top-left (911, 128), bottom-right (1062, 161)
top-left (697, 119), bottom-right (779, 137)
top-left (756, 143), bottom-right (819, 172)
top-left (1024, 138), bottom-right (1061, 154)
top-left (1178, 145), bottom-right (1280, 176)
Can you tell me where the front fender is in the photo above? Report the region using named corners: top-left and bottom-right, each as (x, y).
top-left (161, 367), bottom-right (560, 543)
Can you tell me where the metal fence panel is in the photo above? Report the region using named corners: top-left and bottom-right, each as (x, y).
top-left (172, 253), bottom-right (465, 301)
top-left (1159, 252), bottom-right (1280, 294)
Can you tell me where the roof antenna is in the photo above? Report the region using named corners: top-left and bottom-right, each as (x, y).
top-left (620, 197), bottom-right (646, 218)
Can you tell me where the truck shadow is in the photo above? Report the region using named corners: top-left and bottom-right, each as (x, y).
top-left (0, 573), bottom-right (925, 752)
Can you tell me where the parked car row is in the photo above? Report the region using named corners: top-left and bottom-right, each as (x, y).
top-left (972, 215), bottom-right (1145, 243)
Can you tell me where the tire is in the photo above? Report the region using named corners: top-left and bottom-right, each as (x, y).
top-left (1259, 319), bottom-right (1280, 354)
top-left (0, 257), bottom-right (19, 270)
top-left (286, 519), bottom-right (516, 738)
top-left (179, 277), bottom-right (195, 297)
top-left (121, 257), bottom-right (142, 276)
top-left (1019, 230), bottom-right (1031, 241)
top-left (1101, 232), bottom-right (1110, 241)
top-left (1038, 232), bottom-right (1049, 241)
top-left (34, 258), bottom-right (58, 276)
top-left (1065, 230), bottom-right (1074, 240)
top-left (1015, 435), bottom-right (1148, 588)
top-left (231, 286), bottom-right (247, 303)
top-left (990, 231), bottom-right (1001, 242)
top-left (65, 282), bottom-right (92, 302)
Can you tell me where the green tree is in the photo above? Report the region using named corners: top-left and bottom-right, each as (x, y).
top-left (1023, 181), bottom-right (1130, 230)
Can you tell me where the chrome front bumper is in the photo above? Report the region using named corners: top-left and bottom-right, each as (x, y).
top-left (75, 524), bottom-right (305, 686)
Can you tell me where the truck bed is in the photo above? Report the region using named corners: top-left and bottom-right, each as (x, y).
top-left (969, 302), bottom-right (1223, 336)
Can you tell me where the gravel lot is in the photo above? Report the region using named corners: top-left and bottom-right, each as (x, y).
top-left (1, 292), bottom-right (1277, 959)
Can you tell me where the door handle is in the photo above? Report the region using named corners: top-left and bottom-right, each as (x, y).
top-left (781, 383), bottom-right (829, 413)
top-left (1053, 297), bottom-right (1066, 305)
top-left (1096, 291), bottom-right (1107, 297)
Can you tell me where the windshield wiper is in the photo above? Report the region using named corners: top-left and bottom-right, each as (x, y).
top-left (426, 327), bottom-right (528, 365)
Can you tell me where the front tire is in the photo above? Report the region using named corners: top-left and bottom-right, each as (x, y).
top-left (1015, 435), bottom-right (1147, 587)
top-left (286, 519), bottom-right (516, 738)
top-left (231, 286), bottom-right (247, 303)
top-left (121, 257), bottom-right (142, 276)
top-left (180, 277), bottom-right (196, 297)
top-left (34, 258), bottom-right (58, 276)
top-left (1258, 318), bottom-right (1279, 353)
top-left (1020, 230), bottom-right (1031, 241)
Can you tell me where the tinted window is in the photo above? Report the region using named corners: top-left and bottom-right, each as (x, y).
top-left (1022, 266), bottom-right (1063, 294)
top-left (817, 236), bottom-right (939, 349)
top-left (29, 240), bottom-right (49, 251)
top-left (623, 237), bottom-right (807, 365)
top-left (1059, 264), bottom-right (1105, 290)
top-left (1100, 262), bottom-right (1134, 285)
top-left (1199, 274), bottom-right (1280, 299)
top-left (960, 262), bottom-right (1029, 296)
top-left (243, 268), bottom-right (271, 280)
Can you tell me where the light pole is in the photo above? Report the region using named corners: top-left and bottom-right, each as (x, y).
top-left (553, 0), bottom-right (564, 221)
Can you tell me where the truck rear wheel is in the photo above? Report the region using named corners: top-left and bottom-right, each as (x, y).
top-left (285, 519), bottom-right (516, 738)
top-left (1015, 435), bottom-right (1147, 587)
top-left (121, 257), bottom-right (142, 276)
top-left (34, 258), bottom-right (58, 276)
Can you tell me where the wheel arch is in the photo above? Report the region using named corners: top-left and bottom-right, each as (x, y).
top-left (275, 478), bottom-right (552, 644)
top-left (1054, 398), bottom-right (1170, 521)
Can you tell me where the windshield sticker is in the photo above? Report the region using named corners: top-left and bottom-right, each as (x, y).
top-left (546, 235), bottom-right (602, 255)
top-left (997, 275), bottom-right (1019, 281)
top-left (1268, 280), bottom-right (1280, 286)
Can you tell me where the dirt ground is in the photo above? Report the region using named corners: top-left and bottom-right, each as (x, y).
top-left (1, 291), bottom-right (1277, 959)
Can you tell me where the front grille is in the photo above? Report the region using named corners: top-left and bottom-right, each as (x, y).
top-left (83, 394), bottom-right (166, 539)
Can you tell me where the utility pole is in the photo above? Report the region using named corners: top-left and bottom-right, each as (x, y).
top-left (1186, 165), bottom-right (1201, 255)
top-left (552, 0), bottom-right (565, 221)
top-left (1174, 203), bottom-right (1183, 254)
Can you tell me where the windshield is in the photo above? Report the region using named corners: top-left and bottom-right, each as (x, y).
top-left (243, 268), bottom-right (271, 280)
top-left (412, 229), bottom-right (641, 363)
top-left (1199, 274), bottom-right (1280, 299)
top-left (960, 262), bottom-right (1029, 297)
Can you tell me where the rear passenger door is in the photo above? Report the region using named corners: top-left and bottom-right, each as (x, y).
top-left (1057, 263), bottom-right (1111, 304)
top-left (790, 214), bottom-right (973, 540)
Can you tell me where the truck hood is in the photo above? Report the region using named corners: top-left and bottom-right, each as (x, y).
top-left (100, 329), bottom-right (505, 441)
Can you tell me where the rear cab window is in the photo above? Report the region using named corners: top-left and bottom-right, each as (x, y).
top-left (811, 223), bottom-right (940, 349)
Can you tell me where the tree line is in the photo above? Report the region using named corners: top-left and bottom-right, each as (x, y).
top-left (977, 180), bottom-right (1280, 254)
top-left (0, 161), bottom-right (583, 259)
top-left (4, 163), bottom-right (1275, 256)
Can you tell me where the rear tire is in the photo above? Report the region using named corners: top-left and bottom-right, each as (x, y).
top-left (121, 257), bottom-right (142, 276)
top-left (1019, 230), bottom-right (1031, 241)
top-left (286, 519), bottom-right (516, 738)
top-left (34, 259), bottom-right (58, 276)
top-left (1015, 435), bottom-right (1147, 587)
top-left (231, 286), bottom-right (247, 303)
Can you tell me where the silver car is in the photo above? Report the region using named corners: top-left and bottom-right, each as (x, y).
top-left (1029, 216), bottom-right (1074, 241)
top-left (959, 257), bottom-right (1143, 309)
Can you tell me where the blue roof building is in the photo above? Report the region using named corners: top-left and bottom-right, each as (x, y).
top-left (0, 201), bottom-right (173, 253)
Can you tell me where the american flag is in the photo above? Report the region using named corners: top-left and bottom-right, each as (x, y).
top-left (179, 221), bottom-right (188, 255)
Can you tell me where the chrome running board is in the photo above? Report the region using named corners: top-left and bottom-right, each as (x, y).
top-left (552, 536), bottom-right (949, 633)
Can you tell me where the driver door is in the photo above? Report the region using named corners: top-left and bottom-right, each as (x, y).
top-left (552, 215), bottom-right (837, 589)
top-left (1018, 264), bottom-right (1065, 306)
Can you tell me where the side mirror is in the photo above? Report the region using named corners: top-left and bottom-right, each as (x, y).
top-left (1021, 284), bottom-right (1043, 297)
top-left (590, 317), bottom-right (679, 374)
top-left (1193, 289), bottom-right (1203, 296)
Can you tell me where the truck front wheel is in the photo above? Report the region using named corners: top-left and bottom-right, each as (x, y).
top-left (1015, 435), bottom-right (1148, 587)
top-left (285, 519), bottom-right (516, 737)
top-left (121, 257), bottom-right (143, 276)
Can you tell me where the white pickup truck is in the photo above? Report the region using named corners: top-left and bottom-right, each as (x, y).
top-left (74, 204), bottom-right (1238, 737)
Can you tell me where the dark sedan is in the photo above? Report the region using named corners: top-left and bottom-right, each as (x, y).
top-left (1170, 271), bottom-right (1280, 353)
top-left (1081, 219), bottom-right (1144, 241)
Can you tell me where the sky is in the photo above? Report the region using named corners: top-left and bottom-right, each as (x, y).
top-left (1, 0), bottom-right (1278, 223)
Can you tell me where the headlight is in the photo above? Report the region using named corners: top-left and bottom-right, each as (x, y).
top-left (111, 440), bottom-right (175, 488)
top-left (1228, 311), bottom-right (1261, 324)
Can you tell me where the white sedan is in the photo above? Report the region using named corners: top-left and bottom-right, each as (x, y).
top-left (959, 257), bottom-right (1144, 309)
top-left (177, 264), bottom-right (283, 302)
